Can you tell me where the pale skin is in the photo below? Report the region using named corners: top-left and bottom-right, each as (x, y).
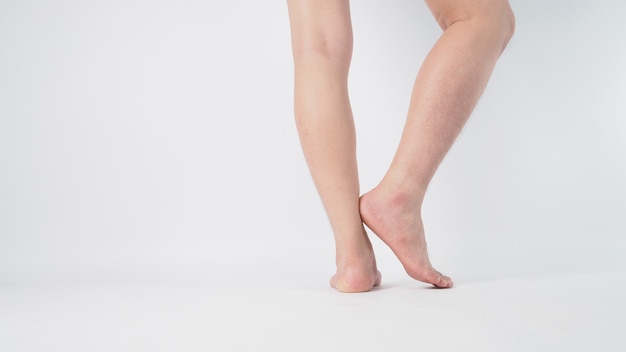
top-left (287, 0), bottom-right (515, 292)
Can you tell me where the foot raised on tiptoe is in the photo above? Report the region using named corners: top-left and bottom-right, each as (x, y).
top-left (360, 187), bottom-right (453, 288)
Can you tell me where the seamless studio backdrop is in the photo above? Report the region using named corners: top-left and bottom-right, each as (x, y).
top-left (1, 0), bottom-right (625, 286)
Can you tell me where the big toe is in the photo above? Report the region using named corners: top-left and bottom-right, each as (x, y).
top-left (432, 271), bottom-right (453, 288)
top-left (416, 268), bottom-right (453, 288)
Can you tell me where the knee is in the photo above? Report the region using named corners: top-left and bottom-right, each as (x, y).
top-left (291, 33), bottom-right (353, 68)
top-left (433, 0), bottom-right (515, 52)
top-left (490, 4), bottom-right (516, 49)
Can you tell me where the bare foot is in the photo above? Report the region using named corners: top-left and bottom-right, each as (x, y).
top-left (330, 230), bottom-right (382, 293)
top-left (359, 187), bottom-right (453, 288)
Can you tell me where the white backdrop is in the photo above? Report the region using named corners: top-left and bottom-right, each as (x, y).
top-left (1, 0), bottom-right (625, 286)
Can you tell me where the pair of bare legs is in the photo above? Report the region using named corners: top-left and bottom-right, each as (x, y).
top-left (287, 0), bottom-right (515, 292)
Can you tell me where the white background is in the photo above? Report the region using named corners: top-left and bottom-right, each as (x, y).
top-left (2, 1), bottom-right (626, 351)
top-left (1, 0), bottom-right (625, 285)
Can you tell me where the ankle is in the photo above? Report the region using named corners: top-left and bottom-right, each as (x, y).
top-left (372, 181), bottom-right (425, 212)
top-left (334, 229), bottom-right (372, 256)
top-left (335, 242), bottom-right (372, 264)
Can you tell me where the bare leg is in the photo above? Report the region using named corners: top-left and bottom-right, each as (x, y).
top-left (360, 0), bottom-right (515, 288)
top-left (287, 0), bottom-right (381, 292)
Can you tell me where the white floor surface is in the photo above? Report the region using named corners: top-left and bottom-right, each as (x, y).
top-left (1, 271), bottom-right (625, 352)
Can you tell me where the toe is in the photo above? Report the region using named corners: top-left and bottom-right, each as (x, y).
top-left (423, 269), bottom-right (453, 288)
top-left (434, 273), bottom-right (453, 288)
